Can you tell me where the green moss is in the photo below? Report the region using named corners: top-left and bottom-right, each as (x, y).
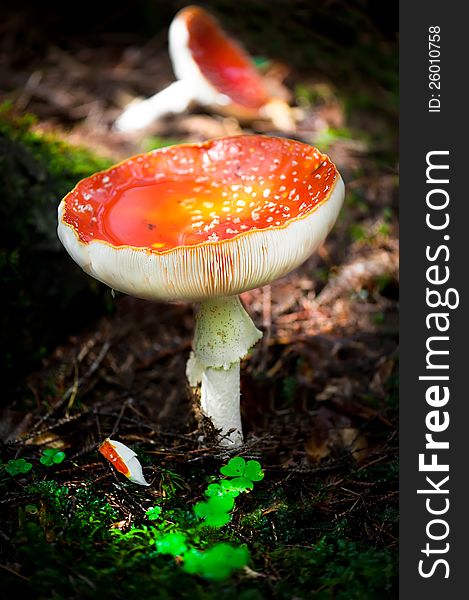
top-left (6, 495), bottom-right (397, 599)
top-left (1, 446), bottom-right (397, 599)
top-left (271, 539), bottom-right (397, 599)
top-left (0, 104), bottom-right (113, 393)
top-left (238, 507), bottom-right (268, 531)
top-left (313, 127), bottom-right (354, 151)
top-left (354, 457), bottom-right (398, 486)
top-left (26, 480), bottom-right (118, 540)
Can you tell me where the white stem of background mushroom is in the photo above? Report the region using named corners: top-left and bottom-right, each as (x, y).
top-left (260, 98), bottom-right (296, 133)
top-left (114, 80), bottom-right (196, 132)
top-left (186, 296), bottom-right (262, 447)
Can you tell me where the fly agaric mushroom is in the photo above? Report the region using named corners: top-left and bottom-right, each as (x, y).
top-left (57, 135), bottom-right (344, 446)
top-left (114, 5), bottom-right (294, 133)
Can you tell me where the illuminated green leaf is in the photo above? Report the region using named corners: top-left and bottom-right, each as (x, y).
top-left (155, 532), bottom-right (187, 556)
top-left (205, 480), bottom-right (240, 498)
top-left (182, 543), bottom-right (249, 580)
top-left (182, 548), bottom-right (204, 574)
top-left (227, 476), bottom-right (254, 492)
top-left (145, 506), bottom-right (162, 520)
top-left (220, 456), bottom-right (245, 477)
top-left (243, 460), bottom-right (264, 482)
top-left (40, 448), bottom-right (66, 466)
top-left (219, 457), bottom-right (264, 486)
top-left (205, 483), bottom-right (223, 497)
top-left (4, 458), bottom-right (32, 476)
top-left (194, 495), bottom-right (235, 527)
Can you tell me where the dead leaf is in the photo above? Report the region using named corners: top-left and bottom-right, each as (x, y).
top-left (24, 432), bottom-right (66, 448)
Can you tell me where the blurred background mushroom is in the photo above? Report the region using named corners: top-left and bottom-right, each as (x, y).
top-left (114, 5), bottom-right (295, 134)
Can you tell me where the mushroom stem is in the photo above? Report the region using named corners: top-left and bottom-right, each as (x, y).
top-left (114, 80), bottom-right (196, 132)
top-left (261, 98), bottom-right (296, 132)
top-left (200, 362), bottom-right (242, 446)
top-left (186, 295), bottom-right (262, 446)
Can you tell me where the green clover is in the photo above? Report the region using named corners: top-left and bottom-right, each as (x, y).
top-left (193, 495), bottom-right (235, 527)
top-left (40, 448), bottom-right (66, 466)
top-left (205, 479), bottom-right (241, 498)
top-left (155, 532), bottom-right (188, 556)
top-left (183, 543), bottom-right (249, 580)
top-left (220, 456), bottom-right (245, 477)
top-left (225, 477), bottom-right (254, 493)
top-left (145, 506), bottom-right (162, 520)
top-left (220, 457), bottom-right (264, 491)
top-left (4, 458), bottom-right (32, 476)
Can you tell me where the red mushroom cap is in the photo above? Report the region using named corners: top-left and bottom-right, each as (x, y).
top-left (170, 6), bottom-right (270, 111)
top-left (99, 439), bottom-right (130, 477)
top-left (58, 135), bottom-right (344, 301)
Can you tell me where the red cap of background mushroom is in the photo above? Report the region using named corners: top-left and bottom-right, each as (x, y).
top-left (58, 135), bottom-right (344, 302)
top-left (169, 6), bottom-right (283, 122)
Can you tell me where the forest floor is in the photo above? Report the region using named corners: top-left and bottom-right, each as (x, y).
top-left (1, 5), bottom-right (398, 598)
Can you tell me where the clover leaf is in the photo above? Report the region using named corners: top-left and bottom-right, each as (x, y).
top-left (4, 458), bottom-right (32, 476)
top-left (243, 460), bottom-right (264, 482)
top-left (220, 456), bottom-right (245, 477)
top-left (205, 480), bottom-right (241, 498)
top-left (226, 477), bottom-right (254, 493)
top-left (40, 448), bottom-right (66, 466)
top-left (155, 532), bottom-right (188, 556)
top-left (145, 506), bottom-right (162, 520)
top-left (219, 457), bottom-right (264, 492)
top-left (182, 549), bottom-right (204, 574)
top-left (193, 495), bottom-right (235, 527)
top-left (183, 543), bottom-right (249, 580)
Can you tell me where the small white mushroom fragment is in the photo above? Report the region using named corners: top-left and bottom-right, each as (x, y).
top-left (99, 438), bottom-right (150, 486)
